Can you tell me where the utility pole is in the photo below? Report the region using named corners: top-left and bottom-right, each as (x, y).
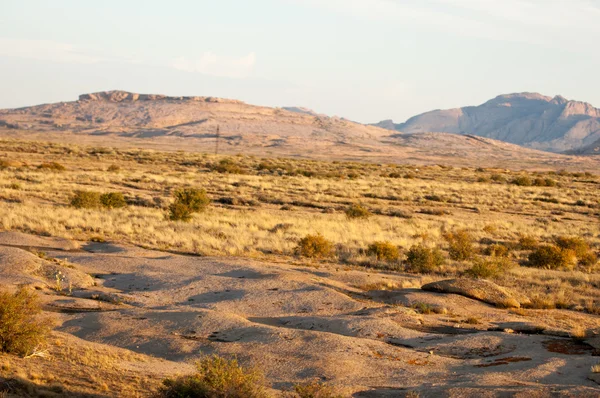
top-left (215, 125), bottom-right (220, 156)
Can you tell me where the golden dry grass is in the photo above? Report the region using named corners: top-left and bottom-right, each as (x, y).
top-left (0, 139), bottom-right (599, 312)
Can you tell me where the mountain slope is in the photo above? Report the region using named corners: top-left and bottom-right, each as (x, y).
top-left (1, 90), bottom-right (599, 171)
top-left (379, 93), bottom-right (600, 153)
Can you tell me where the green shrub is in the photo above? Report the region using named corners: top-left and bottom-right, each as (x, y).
top-left (405, 245), bottom-right (445, 273)
top-left (37, 162), bottom-right (66, 172)
top-left (292, 381), bottom-right (345, 398)
top-left (466, 257), bottom-right (514, 279)
top-left (0, 289), bottom-right (52, 356)
top-left (345, 203), bottom-right (371, 219)
top-left (527, 245), bottom-right (577, 270)
top-left (169, 188), bottom-right (210, 221)
top-left (70, 191), bottom-right (101, 209)
top-left (483, 244), bottom-right (509, 258)
top-left (100, 192), bottom-right (127, 209)
top-left (159, 355), bottom-right (268, 398)
top-left (366, 241), bottom-right (400, 262)
top-left (295, 234), bottom-right (335, 259)
top-left (444, 229), bottom-right (476, 261)
top-left (512, 175), bottom-right (532, 186)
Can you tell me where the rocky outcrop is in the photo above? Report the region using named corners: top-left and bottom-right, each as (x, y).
top-left (78, 90), bottom-right (244, 104)
top-left (421, 278), bottom-right (531, 308)
top-left (377, 93), bottom-right (600, 153)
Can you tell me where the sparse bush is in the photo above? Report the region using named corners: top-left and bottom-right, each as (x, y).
top-left (527, 245), bottom-right (577, 270)
top-left (405, 245), bottom-right (445, 273)
top-left (295, 234), bottom-right (335, 259)
top-left (483, 244), bottom-right (509, 258)
top-left (169, 188), bottom-right (210, 221)
top-left (466, 257), bottom-right (514, 279)
top-left (554, 236), bottom-right (597, 268)
top-left (366, 241), bottom-right (400, 262)
top-left (424, 194), bottom-right (445, 202)
top-left (37, 162), bottom-right (66, 172)
top-left (212, 158), bottom-right (243, 174)
top-left (411, 302), bottom-right (446, 315)
top-left (517, 235), bottom-right (539, 250)
top-left (100, 192), bottom-right (127, 209)
top-left (490, 174), bottom-right (506, 183)
top-left (8, 183), bottom-right (21, 190)
top-left (159, 355), bottom-right (268, 398)
top-left (512, 175), bottom-right (532, 186)
top-left (107, 164), bottom-right (120, 172)
top-left (444, 229), bottom-right (476, 261)
top-left (291, 381), bottom-right (345, 398)
top-left (533, 178), bottom-right (557, 187)
top-left (345, 203), bottom-right (371, 219)
top-left (70, 190), bottom-right (101, 209)
top-left (0, 289), bottom-right (52, 356)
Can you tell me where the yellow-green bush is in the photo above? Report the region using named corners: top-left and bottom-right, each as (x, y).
top-left (366, 241), bottom-right (400, 262)
top-left (70, 190), bottom-right (101, 209)
top-left (100, 192), bottom-right (127, 209)
top-left (405, 245), bottom-right (445, 273)
top-left (295, 234), bottom-right (335, 259)
top-left (0, 289), bottom-right (52, 356)
top-left (169, 188), bottom-right (210, 222)
top-left (159, 355), bottom-right (268, 398)
top-left (444, 229), bottom-right (476, 261)
top-left (527, 245), bottom-right (577, 270)
top-left (345, 203), bottom-right (371, 219)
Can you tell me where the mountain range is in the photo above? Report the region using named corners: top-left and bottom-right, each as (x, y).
top-left (0, 90), bottom-right (599, 170)
top-left (374, 92), bottom-right (600, 154)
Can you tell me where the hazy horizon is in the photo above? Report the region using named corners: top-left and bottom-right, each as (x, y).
top-left (1, 0), bottom-right (600, 123)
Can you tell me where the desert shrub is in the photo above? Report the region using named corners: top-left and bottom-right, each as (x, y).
top-left (8, 182), bottom-right (21, 190)
top-left (291, 381), bottom-right (345, 398)
top-left (424, 194), bottom-right (445, 202)
top-left (411, 302), bottom-right (446, 315)
top-left (554, 236), bottom-right (590, 258)
top-left (159, 355), bottom-right (268, 398)
top-left (107, 164), bottom-right (120, 172)
top-left (345, 203), bottom-right (371, 219)
top-left (366, 241), bottom-right (400, 262)
top-left (405, 245), bottom-right (445, 273)
top-left (37, 162), bottom-right (66, 172)
top-left (554, 236), bottom-right (597, 268)
top-left (70, 190), bottom-right (101, 209)
top-left (388, 172), bottom-right (402, 178)
top-left (466, 257), bottom-right (515, 279)
top-left (483, 244), bottom-right (509, 258)
top-left (295, 234), bottom-right (335, 259)
top-left (490, 174), bottom-right (506, 183)
top-left (511, 175), bottom-right (532, 186)
top-left (169, 188), bottom-right (210, 222)
top-left (0, 160), bottom-right (12, 170)
top-left (527, 245), bottom-right (577, 270)
top-left (99, 192), bottom-right (127, 209)
top-left (444, 229), bottom-right (476, 261)
top-left (533, 178), bottom-right (557, 187)
top-left (212, 158), bottom-right (243, 174)
top-left (517, 235), bottom-right (539, 250)
top-left (477, 176), bottom-right (490, 183)
top-left (0, 289), bottom-right (52, 356)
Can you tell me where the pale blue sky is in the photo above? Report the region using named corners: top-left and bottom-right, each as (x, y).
top-left (1, 0), bottom-right (599, 122)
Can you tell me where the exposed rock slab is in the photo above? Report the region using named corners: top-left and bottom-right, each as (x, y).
top-left (421, 278), bottom-right (531, 308)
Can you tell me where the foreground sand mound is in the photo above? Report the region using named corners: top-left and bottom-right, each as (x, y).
top-left (0, 246), bottom-right (93, 291)
top-left (0, 231), bottom-right (80, 251)
top-left (421, 278), bottom-right (531, 308)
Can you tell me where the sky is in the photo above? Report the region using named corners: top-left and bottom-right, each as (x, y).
top-left (1, 0), bottom-right (599, 123)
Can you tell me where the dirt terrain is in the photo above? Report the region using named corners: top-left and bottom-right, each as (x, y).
top-left (0, 232), bottom-right (599, 397)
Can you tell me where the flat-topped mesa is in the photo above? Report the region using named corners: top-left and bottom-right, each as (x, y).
top-left (78, 90), bottom-right (245, 104)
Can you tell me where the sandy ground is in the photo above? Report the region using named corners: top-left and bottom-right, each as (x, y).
top-left (0, 232), bottom-right (599, 397)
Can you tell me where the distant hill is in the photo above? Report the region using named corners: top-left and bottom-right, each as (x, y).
top-left (1, 90), bottom-right (599, 171)
top-left (376, 93), bottom-right (600, 153)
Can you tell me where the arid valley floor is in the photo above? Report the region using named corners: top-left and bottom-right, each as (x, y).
top-left (0, 139), bottom-right (599, 397)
